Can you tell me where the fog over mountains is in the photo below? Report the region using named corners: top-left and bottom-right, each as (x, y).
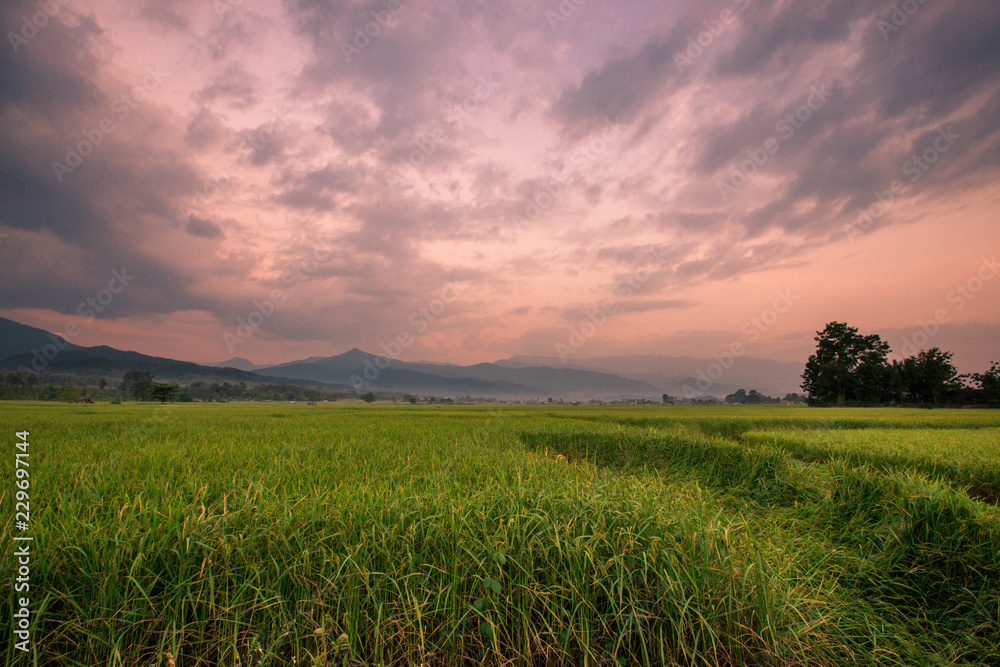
top-left (0, 317), bottom-right (804, 399)
top-left (498, 354), bottom-right (804, 399)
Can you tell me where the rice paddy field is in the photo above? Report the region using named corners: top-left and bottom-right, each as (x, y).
top-left (1, 402), bottom-right (999, 666)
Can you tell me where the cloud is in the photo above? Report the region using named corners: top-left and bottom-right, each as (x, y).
top-left (185, 217), bottom-right (225, 238)
top-left (623, 299), bottom-right (696, 313)
top-left (0, 0), bottom-right (998, 366)
top-left (136, 0), bottom-right (193, 32)
top-left (185, 107), bottom-right (228, 147)
top-left (196, 62), bottom-right (260, 108)
top-left (548, 27), bottom-right (688, 140)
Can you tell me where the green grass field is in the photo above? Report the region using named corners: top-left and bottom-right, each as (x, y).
top-left (1, 403), bottom-right (999, 666)
top-left (744, 427), bottom-right (1000, 504)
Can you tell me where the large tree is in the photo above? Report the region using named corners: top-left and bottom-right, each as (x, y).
top-left (59, 385), bottom-right (81, 403)
top-left (149, 382), bottom-right (180, 404)
top-left (725, 388), bottom-right (747, 404)
top-left (802, 322), bottom-right (893, 406)
top-left (898, 347), bottom-right (959, 405)
top-left (969, 361), bottom-right (1000, 407)
top-left (120, 370), bottom-right (153, 401)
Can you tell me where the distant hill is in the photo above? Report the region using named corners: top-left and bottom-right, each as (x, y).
top-left (497, 353), bottom-right (805, 399)
top-left (256, 348), bottom-right (662, 399)
top-left (257, 356), bottom-right (328, 369)
top-left (0, 342), bottom-right (353, 391)
top-left (211, 357), bottom-right (258, 371)
top-left (0, 315), bottom-right (803, 399)
top-left (0, 317), bottom-right (82, 361)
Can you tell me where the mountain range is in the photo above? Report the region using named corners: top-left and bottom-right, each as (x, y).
top-left (0, 317), bottom-right (804, 399)
top-left (0, 317), bottom-right (83, 361)
top-left (498, 354), bottom-right (804, 399)
top-left (251, 348), bottom-right (664, 399)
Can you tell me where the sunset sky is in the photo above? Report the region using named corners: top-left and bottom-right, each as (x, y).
top-left (1, 0), bottom-right (998, 372)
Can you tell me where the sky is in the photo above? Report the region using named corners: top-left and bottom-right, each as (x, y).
top-left (1, 0), bottom-right (998, 372)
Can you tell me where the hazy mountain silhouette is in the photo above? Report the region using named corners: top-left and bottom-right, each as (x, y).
top-left (0, 317), bottom-right (81, 361)
top-left (256, 348), bottom-right (663, 399)
top-left (211, 357), bottom-right (259, 371)
top-left (497, 353), bottom-right (804, 398)
top-left (0, 316), bottom-right (801, 399)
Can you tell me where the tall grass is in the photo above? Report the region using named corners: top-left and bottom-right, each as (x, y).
top-left (551, 405), bottom-right (1000, 441)
top-left (1, 403), bottom-right (998, 665)
top-left (744, 427), bottom-right (1000, 503)
top-left (523, 417), bottom-right (1000, 665)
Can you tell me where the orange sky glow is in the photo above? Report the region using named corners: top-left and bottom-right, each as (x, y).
top-left (1, 0), bottom-right (998, 373)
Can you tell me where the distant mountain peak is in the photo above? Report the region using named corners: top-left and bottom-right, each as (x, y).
top-left (0, 316), bottom-right (82, 362)
top-left (214, 356), bottom-right (257, 371)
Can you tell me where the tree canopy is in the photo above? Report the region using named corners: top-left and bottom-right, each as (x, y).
top-left (120, 370), bottom-right (153, 401)
top-left (969, 361), bottom-right (1000, 407)
top-left (149, 382), bottom-right (180, 404)
top-left (802, 322), bottom-right (892, 406)
top-left (897, 348), bottom-right (959, 405)
top-left (801, 322), bottom-right (987, 407)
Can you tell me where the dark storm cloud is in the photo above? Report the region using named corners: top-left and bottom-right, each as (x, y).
top-left (1, 0), bottom-right (491, 348)
top-left (863, 2), bottom-right (1000, 122)
top-left (2, 0), bottom-right (999, 361)
top-left (186, 217), bottom-right (225, 238)
top-left (729, 88), bottom-right (1000, 240)
top-left (725, 3), bottom-right (998, 164)
top-left (611, 0), bottom-right (1000, 247)
top-left (0, 148), bottom-right (107, 242)
top-left (713, 0), bottom-right (869, 78)
top-left (0, 4), bottom-right (105, 119)
top-left (709, 0), bottom-right (1000, 136)
top-left (548, 25), bottom-right (690, 140)
top-left (0, 1), bottom-right (230, 320)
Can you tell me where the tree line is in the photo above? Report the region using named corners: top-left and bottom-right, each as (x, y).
top-left (724, 389), bottom-right (806, 405)
top-left (802, 321), bottom-right (999, 407)
top-left (0, 370), bottom-right (358, 403)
